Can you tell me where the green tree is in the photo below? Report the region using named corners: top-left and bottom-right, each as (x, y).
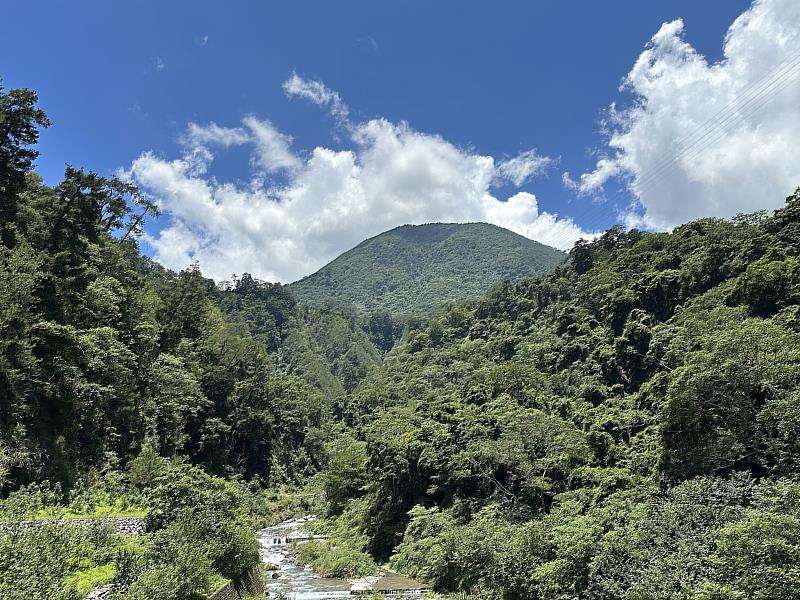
top-left (0, 85), bottom-right (50, 245)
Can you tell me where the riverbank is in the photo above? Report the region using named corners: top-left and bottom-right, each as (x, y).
top-left (258, 517), bottom-right (429, 599)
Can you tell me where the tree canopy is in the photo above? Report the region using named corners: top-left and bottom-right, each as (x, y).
top-left (3, 81), bottom-right (800, 599)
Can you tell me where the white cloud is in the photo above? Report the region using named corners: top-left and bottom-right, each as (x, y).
top-left (242, 116), bottom-right (302, 174)
top-left (494, 150), bottom-right (556, 187)
top-left (575, 0), bottom-right (800, 229)
top-left (484, 192), bottom-right (594, 250)
top-left (181, 118), bottom-right (300, 174)
top-left (156, 57), bottom-right (165, 72)
top-left (127, 107), bottom-right (590, 283)
top-left (282, 73), bottom-right (350, 124)
top-left (183, 122), bottom-right (250, 148)
top-left (566, 158), bottom-right (622, 195)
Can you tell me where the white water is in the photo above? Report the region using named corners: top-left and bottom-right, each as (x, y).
top-left (257, 516), bottom-right (352, 600)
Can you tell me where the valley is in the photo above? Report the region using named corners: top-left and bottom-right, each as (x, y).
top-left (3, 81), bottom-right (800, 600)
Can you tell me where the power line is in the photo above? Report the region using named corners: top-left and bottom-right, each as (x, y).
top-left (549, 49), bottom-right (800, 251)
top-left (635, 54), bottom-right (800, 194)
top-left (632, 47), bottom-right (800, 193)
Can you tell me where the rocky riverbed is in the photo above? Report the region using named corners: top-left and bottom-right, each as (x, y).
top-left (258, 517), bottom-right (428, 599)
top-left (258, 516), bottom-right (353, 600)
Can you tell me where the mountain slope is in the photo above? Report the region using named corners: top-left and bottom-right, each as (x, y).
top-left (318, 192), bottom-right (800, 598)
top-left (289, 222), bottom-right (566, 314)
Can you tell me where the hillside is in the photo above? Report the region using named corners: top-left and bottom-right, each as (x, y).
top-left (0, 87), bottom-right (319, 598)
top-left (314, 192), bottom-right (800, 598)
top-left (289, 222), bottom-right (566, 315)
top-left (6, 80), bottom-right (800, 600)
top-left (211, 274), bottom-right (385, 401)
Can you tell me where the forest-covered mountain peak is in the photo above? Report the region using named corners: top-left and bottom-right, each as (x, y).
top-left (289, 222), bottom-right (566, 315)
top-left (381, 222), bottom-right (518, 244)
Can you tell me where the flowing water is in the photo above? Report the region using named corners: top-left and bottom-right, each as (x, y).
top-left (257, 516), bottom-right (352, 600)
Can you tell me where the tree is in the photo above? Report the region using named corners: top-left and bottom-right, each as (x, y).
top-left (0, 85), bottom-right (50, 245)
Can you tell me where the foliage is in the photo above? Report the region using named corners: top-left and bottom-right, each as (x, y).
top-left (0, 84), bottom-right (294, 598)
top-left (0, 82), bottom-right (325, 492)
top-left (293, 538), bottom-right (376, 579)
top-left (0, 518), bottom-right (120, 600)
top-left (0, 462), bottom-right (263, 600)
top-left (318, 191), bottom-right (800, 598)
top-left (289, 222), bottom-right (566, 315)
top-left (6, 81), bottom-right (800, 598)
top-left (143, 464), bottom-right (259, 581)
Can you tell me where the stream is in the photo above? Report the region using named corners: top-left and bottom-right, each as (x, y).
top-left (257, 516), bottom-right (353, 599)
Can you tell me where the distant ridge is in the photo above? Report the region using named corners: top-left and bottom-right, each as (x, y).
top-left (288, 222), bottom-right (566, 315)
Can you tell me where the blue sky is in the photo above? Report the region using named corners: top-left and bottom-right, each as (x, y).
top-left (3, 1), bottom-right (798, 282)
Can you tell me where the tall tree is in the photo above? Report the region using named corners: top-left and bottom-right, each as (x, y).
top-left (0, 85), bottom-right (49, 246)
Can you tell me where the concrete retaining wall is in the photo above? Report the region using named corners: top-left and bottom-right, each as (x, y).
top-left (208, 582), bottom-right (238, 600)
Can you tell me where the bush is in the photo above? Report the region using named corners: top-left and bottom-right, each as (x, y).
top-left (143, 464), bottom-right (259, 581)
top-left (294, 539), bottom-right (376, 579)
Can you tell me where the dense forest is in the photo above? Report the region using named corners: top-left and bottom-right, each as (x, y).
top-left (313, 199), bottom-right (800, 598)
top-left (3, 82), bottom-right (800, 599)
top-left (289, 222), bottom-right (565, 315)
top-left (0, 85), bottom-right (339, 599)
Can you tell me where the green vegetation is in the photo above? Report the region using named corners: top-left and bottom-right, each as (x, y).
top-left (0, 82), bottom-right (328, 492)
top-left (66, 563), bottom-right (115, 597)
top-left (213, 277), bottom-right (386, 401)
top-left (0, 517), bottom-right (111, 600)
top-left (317, 200), bottom-right (800, 598)
top-left (289, 222), bottom-right (566, 315)
top-left (0, 85), bottom-right (318, 597)
top-left (0, 457), bottom-right (263, 600)
top-left (294, 538), bottom-right (376, 578)
top-left (5, 80), bottom-right (800, 599)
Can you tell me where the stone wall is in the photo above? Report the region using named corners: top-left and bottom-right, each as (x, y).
top-left (208, 565), bottom-right (265, 600)
top-left (83, 584), bottom-right (115, 600)
top-left (0, 516), bottom-right (145, 536)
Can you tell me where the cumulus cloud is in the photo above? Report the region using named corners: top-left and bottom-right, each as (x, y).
top-left (127, 91), bottom-right (590, 282)
top-left (574, 0), bottom-right (800, 229)
top-left (485, 192), bottom-right (593, 250)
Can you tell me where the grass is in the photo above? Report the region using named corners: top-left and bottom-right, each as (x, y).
top-left (6, 501), bottom-right (147, 522)
top-left (65, 562), bottom-right (116, 596)
top-left (208, 573), bottom-right (229, 591)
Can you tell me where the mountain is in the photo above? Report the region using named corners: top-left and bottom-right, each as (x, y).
top-left (322, 194), bottom-right (800, 597)
top-left (289, 222), bottom-right (566, 315)
top-left (6, 82), bottom-right (800, 600)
